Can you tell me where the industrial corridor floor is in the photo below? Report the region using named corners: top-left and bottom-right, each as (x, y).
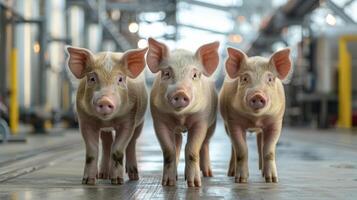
top-left (0, 119), bottom-right (357, 200)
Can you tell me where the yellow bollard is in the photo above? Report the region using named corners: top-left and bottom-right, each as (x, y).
top-left (337, 35), bottom-right (357, 128)
top-left (9, 48), bottom-right (19, 134)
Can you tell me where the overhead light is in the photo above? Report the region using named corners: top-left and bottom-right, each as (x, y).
top-left (137, 39), bottom-right (147, 48)
top-left (33, 42), bottom-right (40, 53)
top-left (128, 22), bottom-right (139, 33)
top-left (111, 10), bottom-right (121, 21)
top-left (228, 34), bottom-right (243, 43)
top-left (237, 15), bottom-right (246, 23)
top-left (325, 13), bottom-right (336, 26)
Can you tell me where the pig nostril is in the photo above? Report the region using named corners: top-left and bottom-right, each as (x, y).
top-left (252, 100), bottom-right (256, 104)
top-left (183, 97), bottom-right (188, 101)
top-left (108, 105), bottom-right (113, 109)
top-left (99, 105), bottom-right (103, 108)
top-left (174, 97), bottom-right (179, 101)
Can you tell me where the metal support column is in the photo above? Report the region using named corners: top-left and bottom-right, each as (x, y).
top-left (0, 7), bottom-right (6, 94)
top-left (38, 18), bottom-right (47, 106)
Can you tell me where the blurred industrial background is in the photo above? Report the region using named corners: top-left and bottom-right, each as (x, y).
top-left (0, 0), bottom-right (357, 199)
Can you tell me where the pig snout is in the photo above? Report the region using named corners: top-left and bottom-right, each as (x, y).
top-left (95, 96), bottom-right (116, 115)
top-left (247, 93), bottom-right (267, 110)
top-left (168, 91), bottom-right (190, 109)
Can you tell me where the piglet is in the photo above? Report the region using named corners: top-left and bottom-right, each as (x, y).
top-left (146, 38), bottom-right (219, 187)
top-left (65, 46), bottom-right (148, 185)
top-left (219, 47), bottom-right (292, 183)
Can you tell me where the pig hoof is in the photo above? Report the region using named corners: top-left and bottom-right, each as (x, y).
top-left (126, 166), bottom-right (139, 180)
top-left (227, 169), bottom-right (235, 177)
top-left (235, 177), bottom-right (247, 183)
top-left (265, 177), bottom-right (272, 183)
top-left (128, 172), bottom-right (139, 180)
top-left (272, 177), bottom-right (278, 183)
top-left (162, 178), bottom-right (176, 186)
top-left (111, 177), bottom-right (124, 185)
top-left (97, 172), bottom-right (110, 179)
top-left (187, 181), bottom-right (195, 187)
top-left (82, 178), bottom-right (96, 185)
top-left (185, 173), bottom-right (201, 187)
top-left (202, 169), bottom-right (213, 177)
top-left (265, 176), bottom-right (278, 183)
top-left (187, 179), bottom-right (201, 187)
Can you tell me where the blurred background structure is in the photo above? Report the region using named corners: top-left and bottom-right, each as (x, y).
top-left (1, 0), bottom-right (357, 137)
top-left (0, 0), bottom-right (356, 136)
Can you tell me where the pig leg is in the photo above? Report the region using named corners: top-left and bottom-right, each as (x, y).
top-left (154, 121), bottom-right (177, 186)
top-left (110, 124), bottom-right (135, 185)
top-left (98, 131), bottom-right (113, 179)
top-left (80, 124), bottom-right (100, 185)
top-left (229, 125), bottom-right (249, 183)
top-left (200, 121), bottom-right (216, 177)
top-left (227, 146), bottom-right (236, 177)
top-left (262, 124), bottom-right (281, 183)
top-left (226, 124), bottom-right (236, 177)
top-left (257, 131), bottom-right (263, 171)
top-left (185, 123), bottom-right (208, 187)
top-left (175, 133), bottom-right (182, 181)
top-left (125, 122), bottom-right (143, 181)
top-left (175, 133), bottom-right (182, 169)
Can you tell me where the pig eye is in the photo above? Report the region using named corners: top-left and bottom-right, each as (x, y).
top-left (162, 69), bottom-right (172, 80)
top-left (117, 75), bottom-right (126, 85)
top-left (267, 74), bottom-right (275, 83)
top-left (87, 73), bottom-right (97, 84)
top-left (241, 75), bottom-right (249, 83)
top-left (192, 72), bottom-right (198, 80)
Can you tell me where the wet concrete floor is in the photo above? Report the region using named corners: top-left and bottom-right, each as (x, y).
top-left (0, 119), bottom-right (357, 200)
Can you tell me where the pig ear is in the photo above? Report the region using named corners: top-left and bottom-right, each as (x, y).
top-left (65, 46), bottom-right (94, 79)
top-left (146, 38), bottom-right (169, 73)
top-left (269, 48), bottom-right (292, 80)
top-left (195, 41), bottom-right (220, 76)
top-left (225, 47), bottom-right (247, 79)
top-left (122, 47), bottom-right (148, 78)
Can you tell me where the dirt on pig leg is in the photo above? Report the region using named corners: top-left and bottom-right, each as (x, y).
top-left (125, 123), bottom-right (143, 181)
top-left (110, 125), bottom-right (134, 185)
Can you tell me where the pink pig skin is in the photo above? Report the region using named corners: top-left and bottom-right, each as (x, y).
top-left (219, 47), bottom-right (292, 183)
top-left (66, 46), bottom-right (148, 185)
top-left (146, 38), bottom-right (220, 187)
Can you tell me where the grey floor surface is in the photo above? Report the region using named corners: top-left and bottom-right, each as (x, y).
top-left (0, 119), bottom-right (357, 200)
